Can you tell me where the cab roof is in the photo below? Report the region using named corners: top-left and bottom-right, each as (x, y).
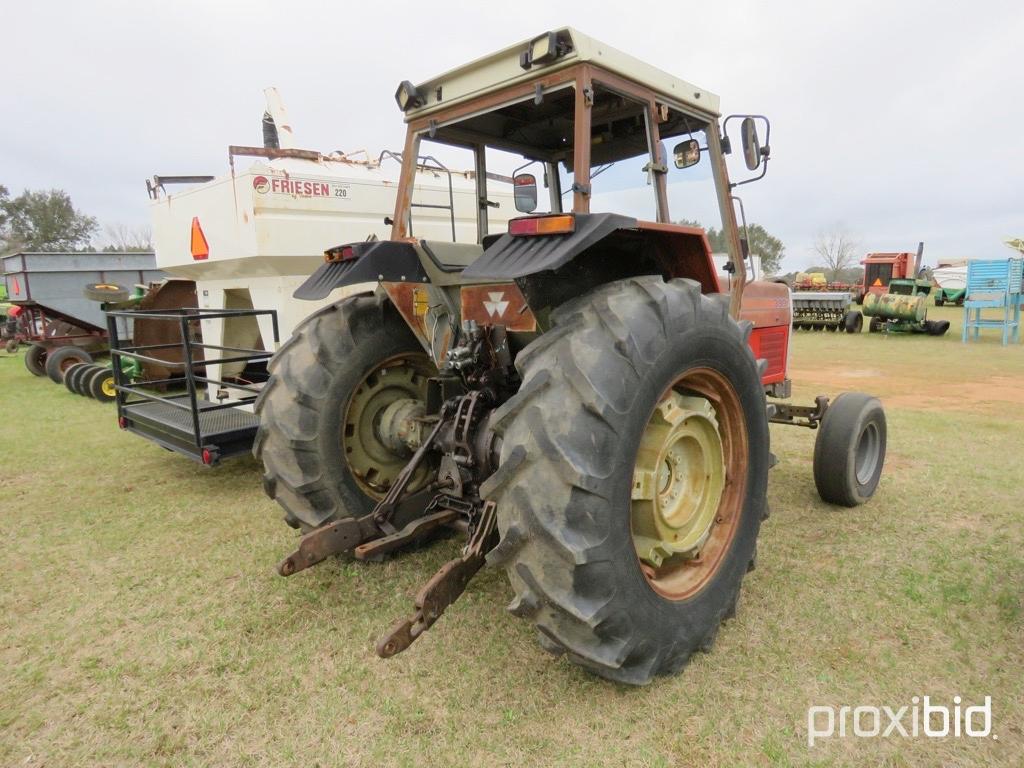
top-left (403, 27), bottom-right (720, 121)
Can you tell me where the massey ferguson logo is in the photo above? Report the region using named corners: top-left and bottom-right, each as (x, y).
top-left (460, 284), bottom-right (536, 332)
top-left (483, 292), bottom-right (510, 318)
top-left (252, 175), bottom-right (270, 193)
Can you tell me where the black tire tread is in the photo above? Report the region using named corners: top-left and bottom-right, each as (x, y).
top-left (813, 392), bottom-right (886, 507)
top-left (24, 344), bottom-right (48, 376)
top-left (44, 346), bottom-right (94, 384)
top-left (64, 363), bottom-right (91, 394)
top-left (485, 276), bottom-right (767, 685)
top-left (254, 292), bottom-right (423, 530)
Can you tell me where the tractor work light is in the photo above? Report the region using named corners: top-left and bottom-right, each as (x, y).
top-left (520, 31), bottom-right (567, 69)
top-left (508, 214), bottom-right (575, 236)
top-left (395, 80), bottom-right (424, 112)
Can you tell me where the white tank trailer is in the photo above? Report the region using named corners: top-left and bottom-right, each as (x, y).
top-left (114, 89), bottom-right (515, 464)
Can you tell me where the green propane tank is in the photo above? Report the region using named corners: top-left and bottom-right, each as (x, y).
top-left (863, 292), bottom-right (926, 322)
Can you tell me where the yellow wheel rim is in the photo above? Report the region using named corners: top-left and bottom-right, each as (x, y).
top-left (101, 377), bottom-right (116, 397)
top-left (631, 392), bottom-right (725, 567)
top-left (629, 368), bottom-right (748, 601)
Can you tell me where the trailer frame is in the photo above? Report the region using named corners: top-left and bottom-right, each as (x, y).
top-left (107, 307), bottom-right (278, 464)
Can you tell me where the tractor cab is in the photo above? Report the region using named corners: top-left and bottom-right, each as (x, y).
top-left (387, 29), bottom-right (768, 302)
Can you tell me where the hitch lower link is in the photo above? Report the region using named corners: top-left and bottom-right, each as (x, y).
top-left (276, 417), bottom-right (448, 578)
top-left (275, 416), bottom-right (497, 658)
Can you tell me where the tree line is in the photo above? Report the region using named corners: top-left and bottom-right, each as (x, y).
top-left (0, 184), bottom-right (151, 255)
top-left (675, 218), bottom-right (785, 275)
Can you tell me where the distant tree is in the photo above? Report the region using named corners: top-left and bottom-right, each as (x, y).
top-left (743, 224), bottom-right (785, 275)
top-left (812, 227), bottom-right (859, 281)
top-left (102, 222), bottom-right (153, 252)
top-left (0, 187), bottom-right (98, 253)
top-left (675, 218), bottom-right (785, 274)
top-left (0, 185), bottom-right (9, 232)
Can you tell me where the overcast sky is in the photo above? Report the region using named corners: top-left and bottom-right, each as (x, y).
top-left (3, 0), bottom-right (1022, 270)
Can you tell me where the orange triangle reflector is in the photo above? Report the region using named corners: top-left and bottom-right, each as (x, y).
top-left (872, 278), bottom-right (883, 286)
top-left (190, 217), bottom-right (210, 260)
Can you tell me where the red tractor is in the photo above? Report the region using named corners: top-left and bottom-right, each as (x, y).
top-left (255, 29), bottom-right (888, 684)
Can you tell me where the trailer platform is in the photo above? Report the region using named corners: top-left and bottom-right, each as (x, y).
top-left (107, 306), bottom-right (278, 464)
top-left (120, 398), bottom-right (260, 462)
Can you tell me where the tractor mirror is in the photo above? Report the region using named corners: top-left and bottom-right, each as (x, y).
top-left (672, 139), bottom-right (701, 169)
top-left (741, 117), bottom-right (762, 171)
top-left (513, 173), bottom-right (538, 213)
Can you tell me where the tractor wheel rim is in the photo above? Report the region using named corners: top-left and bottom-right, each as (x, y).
top-left (101, 377), bottom-right (116, 397)
top-left (630, 367), bottom-right (747, 601)
top-left (854, 421), bottom-right (880, 486)
top-left (342, 352), bottom-right (434, 499)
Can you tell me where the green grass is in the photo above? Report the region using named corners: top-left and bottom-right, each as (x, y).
top-left (1, 303), bottom-right (1022, 766)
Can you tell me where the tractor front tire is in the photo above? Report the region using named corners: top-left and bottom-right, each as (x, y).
top-left (868, 316), bottom-right (884, 333)
top-left (255, 293), bottom-right (437, 531)
top-left (484, 276), bottom-right (769, 685)
top-left (813, 393), bottom-right (886, 507)
top-left (924, 319), bottom-right (950, 336)
top-left (25, 344), bottom-right (48, 376)
top-left (44, 346), bottom-right (94, 384)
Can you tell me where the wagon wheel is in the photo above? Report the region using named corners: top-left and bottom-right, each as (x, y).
top-left (84, 283), bottom-right (131, 303)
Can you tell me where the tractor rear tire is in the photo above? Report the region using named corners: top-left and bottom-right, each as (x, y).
top-left (255, 293), bottom-right (437, 531)
top-left (843, 310), bottom-right (863, 334)
top-left (45, 346), bottom-right (94, 384)
top-left (25, 344), bottom-right (48, 376)
top-left (813, 393), bottom-right (886, 507)
top-left (483, 276), bottom-right (769, 685)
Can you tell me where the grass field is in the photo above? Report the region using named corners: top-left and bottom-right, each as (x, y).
top-left (1, 304), bottom-right (1022, 767)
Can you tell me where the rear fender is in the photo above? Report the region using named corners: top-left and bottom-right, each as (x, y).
top-left (461, 213), bottom-right (720, 294)
top-left (294, 241), bottom-right (426, 300)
